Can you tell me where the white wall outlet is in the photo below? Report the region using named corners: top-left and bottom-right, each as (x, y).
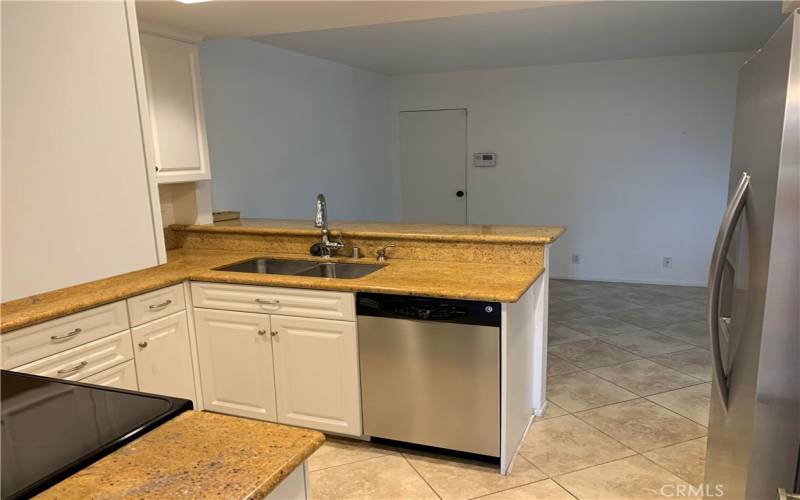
top-left (572, 254), bottom-right (581, 264)
top-left (663, 256), bottom-right (673, 269)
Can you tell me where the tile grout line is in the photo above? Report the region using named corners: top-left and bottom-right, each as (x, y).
top-left (641, 434), bottom-right (708, 454)
top-left (637, 449), bottom-right (704, 486)
top-left (586, 367), bottom-right (708, 397)
top-left (553, 365), bottom-right (711, 429)
top-left (569, 398), bottom-right (709, 450)
top-left (465, 456), bottom-right (548, 500)
top-left (307, 446), bottom-right (399, 473)
top-left (469, 476), bottom-right (581, 500)
top-left (400, 454), bottom-right (443, 500)
top-left (547, 359), bottom-right (710, 436)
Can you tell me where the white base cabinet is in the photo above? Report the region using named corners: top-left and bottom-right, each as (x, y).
top-left (131, 311), bottom-right (195, 401)
top-left (271, 315), bottom-right (361, 435)
top-left (82, 360), bottom-right (139, 391)
top-left (194, 308), bottom-right (277, 422)
top-left (266, 462), bottom-right (309, 500)
top-left (190, 283), bottom-right (362, 436)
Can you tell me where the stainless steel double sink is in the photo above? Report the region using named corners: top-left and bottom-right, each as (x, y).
top-left (216, 258), bottom-right (385, 279)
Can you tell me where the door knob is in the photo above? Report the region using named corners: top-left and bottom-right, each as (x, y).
top-left (456, 190), bottom-right (465, 197)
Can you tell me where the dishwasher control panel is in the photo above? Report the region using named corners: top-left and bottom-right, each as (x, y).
top-left (357, 293), bottom-right (501, 327)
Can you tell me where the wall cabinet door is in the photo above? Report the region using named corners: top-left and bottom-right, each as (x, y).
top-left (271, 315), bottom-right (361, 436)
top-left (140, 33), bottom-right (211, 183)
top-left (131, 311), bottom-right (196, 402)
top-left (193, 308), bottom-right (277, 421)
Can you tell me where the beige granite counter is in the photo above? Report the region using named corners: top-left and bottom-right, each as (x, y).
top-left (1, 248), bottom-right (544, 333)
top-left (173, 218), bottom-right (565, 244)
top-left (35, 411), bottom-right (324, 499)
top-left (2, 220), bottom-right (564, 333)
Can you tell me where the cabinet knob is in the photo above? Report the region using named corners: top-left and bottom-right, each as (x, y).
top-left (270, 330), bottom-right (279, 337)
top-left (138, 341), bottom-right (148, 348)
top-left (257, 329), bottom-right (267, 336)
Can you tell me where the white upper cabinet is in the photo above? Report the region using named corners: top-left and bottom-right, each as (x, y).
top-left (140, 33), bottom-right (211, 183)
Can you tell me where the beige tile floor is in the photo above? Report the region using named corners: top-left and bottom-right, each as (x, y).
top-left (309, 279), bottom-right (711, 499)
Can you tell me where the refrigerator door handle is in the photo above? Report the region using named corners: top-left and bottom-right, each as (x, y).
top-left (707, 171), bottom-right (750, 411)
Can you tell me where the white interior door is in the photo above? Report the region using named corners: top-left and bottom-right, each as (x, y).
top-left (399, 109), bottom-right (467, 223)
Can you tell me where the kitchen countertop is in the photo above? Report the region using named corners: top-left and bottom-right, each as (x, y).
top-left (1, 248), bottom-right (544, 333)
top-left (35, 410), bottom-right (325, 499)
top-left (174, 218), bottom-right (566, 244)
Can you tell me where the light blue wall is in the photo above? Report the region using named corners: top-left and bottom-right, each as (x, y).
top-left (391, 52), bottom-right (750, 285)
top-left (199, 38), bottom-right (394, 221)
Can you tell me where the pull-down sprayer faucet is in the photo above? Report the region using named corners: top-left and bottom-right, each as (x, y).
top-left (314, 194), bottom-right (344, 258)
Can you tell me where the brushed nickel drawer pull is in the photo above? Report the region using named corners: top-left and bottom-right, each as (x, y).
top-left (255, 298), bottom-right (280, 305)
top-left (51, 328), bottom-right (82, 341)
top-left (148, 299), bottom-right (173, 310)
top-left (57, 360), bottom-right (88, 375)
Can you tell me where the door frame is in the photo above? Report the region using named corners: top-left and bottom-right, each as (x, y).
top-left (397, 108), bottom-right (469, 224)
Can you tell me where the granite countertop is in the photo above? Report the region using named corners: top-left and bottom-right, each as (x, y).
top-left (35, 411), bottom-right (325, 499)
top-left (1, 248), bottom-right (544, 333)
top-left (174, 218), bottom-right (566, 244)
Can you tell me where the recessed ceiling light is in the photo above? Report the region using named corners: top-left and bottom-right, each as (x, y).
top-left (177, 0), bottom-right (212, 4)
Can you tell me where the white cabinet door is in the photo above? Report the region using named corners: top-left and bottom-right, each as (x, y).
top-left (131, 311), bottom-right (196, 402)
top-left (271, 315), bottom-right (361, 436)
top-left (140, 33), bottom-right (211, 183)
top-left (194, 308), bottom-right (277, 421)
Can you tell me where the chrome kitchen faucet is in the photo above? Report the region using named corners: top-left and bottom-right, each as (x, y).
top-left (314, 193), bottom-right (344, 258)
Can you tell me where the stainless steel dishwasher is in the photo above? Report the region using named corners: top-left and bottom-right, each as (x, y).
top-left (357, 292), bottom-right (500, 457)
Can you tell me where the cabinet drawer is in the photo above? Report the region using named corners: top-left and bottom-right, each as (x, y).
top-left (127, 284), bottom-right (186, 327)
top-left (191, 282), bottom-right (355, 321)
top-left (1, 301), bottom-right (129, 369)
top-left (14, 331), bottom-right (134, 381)
top-left (81, 360), bottom-right (138, 391)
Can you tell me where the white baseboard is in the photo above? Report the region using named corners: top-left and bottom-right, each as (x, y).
top-left (551, 274), bottom-right (707, 287)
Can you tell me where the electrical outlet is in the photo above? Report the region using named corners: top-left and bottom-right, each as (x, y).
top-left (663, 256), bottom-right (673, 269)
top-left (572, 254), bottom-right (581, 264)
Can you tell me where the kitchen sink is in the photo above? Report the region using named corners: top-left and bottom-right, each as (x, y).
top-left (216, 258), bottom-right (384, 279)
top-left (294, 262), bottom-right (385, 279)
top-left (217, 258), bottom-right (321, 275)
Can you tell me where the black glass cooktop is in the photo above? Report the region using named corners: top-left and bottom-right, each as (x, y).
top-left (0, 370), bottom-right (191, 500)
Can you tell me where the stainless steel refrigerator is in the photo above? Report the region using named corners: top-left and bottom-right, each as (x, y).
top-left (704, 9), bottom-right (799, 500)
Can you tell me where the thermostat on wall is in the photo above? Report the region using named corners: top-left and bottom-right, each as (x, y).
top-left (473, 152), bottom-right (497, 167)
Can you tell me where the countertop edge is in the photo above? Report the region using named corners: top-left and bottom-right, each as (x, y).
top-left (246, 434), bottom-right (325, 499)
top-left (2, 251), bottom-right (545, 334)
top-left (0, 277), bottom-right (188, 333)
top-left (171, 223), bottom-right (566, 244)
top-left (35, 411), bottom-right (326, 500)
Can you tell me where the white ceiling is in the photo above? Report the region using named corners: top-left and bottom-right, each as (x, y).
top-left (136, 1), bottom-right (558, 39)
top-left (250, 1), bottom-right (786, 75)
